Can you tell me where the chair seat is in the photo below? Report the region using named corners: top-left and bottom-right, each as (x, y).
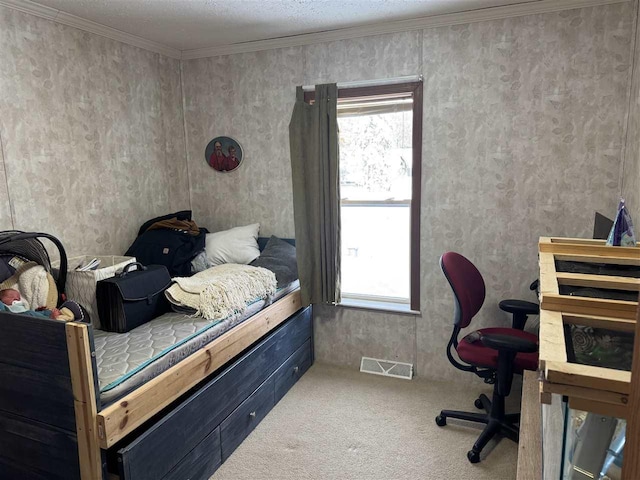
top-left (457, 327), bottom-right (538, 373)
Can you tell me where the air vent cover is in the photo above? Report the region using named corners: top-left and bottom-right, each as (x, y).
top-left (360, 357), bottom-right (413, 380)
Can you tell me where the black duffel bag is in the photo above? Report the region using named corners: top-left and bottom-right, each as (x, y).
top-left (96, 262), bottom-right (172, 333)
top-left (125, 210), bottom-right (207, 277)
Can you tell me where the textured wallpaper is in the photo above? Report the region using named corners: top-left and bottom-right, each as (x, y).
top-left (0, 6), bottom-right (189, 258)
top-left (301, 31), bottom-right (425, 371)
top-left (2, 0), bottom-right (636, 383)
top-left (303, 31), bottom-right (423, 85)
top-left (311, 3), bottom-right (634, 380)
top-left (0, 131), bottom-right (13, 230)
top-left (181, 47), bottom-right (304, 237)
top-left (623, 2), bottom-right (640, 221)
top-left (416, 3), bottom-right (634, 379)
top-left (183, 2), bottom-right (635, 381)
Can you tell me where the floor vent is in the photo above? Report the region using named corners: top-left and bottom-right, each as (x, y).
top-left (360, 357), bottom-right (413, 380)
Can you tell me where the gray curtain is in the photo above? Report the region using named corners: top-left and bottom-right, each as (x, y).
top-left (289, 84), bottom-right (341, 306)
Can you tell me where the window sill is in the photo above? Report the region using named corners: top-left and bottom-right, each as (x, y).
top-left (338, 298), bottom-right (420, 316)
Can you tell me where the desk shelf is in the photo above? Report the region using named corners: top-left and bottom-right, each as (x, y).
top-left (538, 237), bottom-right (640, 320)
top-left (536, 237), bottom-right (640, 480)
top-left (538, 237), bottom-right (639, 419)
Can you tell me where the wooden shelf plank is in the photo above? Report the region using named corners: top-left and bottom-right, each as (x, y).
top-left (556, 272), bottom-right (640, 291)
top-left (538, 310), bottom-right (567, 365)
top-left (539, 241), bottom-right (640, 259)
top-left (539, 252), bottom-right (559, 295)
top-left (563, 313), bottom-right (636, 332)
top-left (546, 237), bottom-right (618, 246)
top-left (554, 253), bottom-right (640, 266)
top-left (541, 379), bottom-right (629, 407)
top-left (622, 298), bottom-right (640, 479)
top-left (516, 370), bottom-right (542, 480)
top-left (569, 397), bottom-right (628, 419)
top-left (541, 293), bottom-right (638, 320)
top-left (545, 361), bottom-right (631, 395)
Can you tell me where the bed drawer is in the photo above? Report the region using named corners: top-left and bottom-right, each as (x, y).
top-left (112, 305), bottom-right (311, 480)
top-left (220, 376), bottom-right (275, 461)
top-left (274, 338), bottom-right (312, 403)
top-left (160, 427), bottom-right (221, 480)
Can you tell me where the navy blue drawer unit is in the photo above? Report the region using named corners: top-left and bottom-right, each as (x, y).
top-left (274, 339), bottom-right (312, 404)
top-left (161, 427), bottom-right (221, 480)
top-left (220, 376), bottom-right (275, 461)
top-left (110, 305), bottom-right (313, 480)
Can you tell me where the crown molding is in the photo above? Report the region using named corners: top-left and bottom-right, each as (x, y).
top-left (0, 0), bottom-right (630, 61)
top-left (181, 0), bottom-right (629, 59)
top-left (0, 0), bottom-right (181, 59)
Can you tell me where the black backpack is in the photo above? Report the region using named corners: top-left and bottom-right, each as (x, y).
top-left (125, 211), bottom-right (207, 277)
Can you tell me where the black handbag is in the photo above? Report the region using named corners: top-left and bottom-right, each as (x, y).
top-left (96, 262), bottom-right (172, 333)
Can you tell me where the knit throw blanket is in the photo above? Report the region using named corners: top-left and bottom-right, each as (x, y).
top-left (165, 264), bottom-right (277, 320)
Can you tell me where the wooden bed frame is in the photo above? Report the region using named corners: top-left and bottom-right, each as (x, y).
top-left (538, 237), bottom-right (640, 419)
top-left (0, 288), bottom-right (305, 480)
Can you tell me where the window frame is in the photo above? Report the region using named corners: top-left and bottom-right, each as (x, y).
top-left (304, 81), bottom-right (422, 312)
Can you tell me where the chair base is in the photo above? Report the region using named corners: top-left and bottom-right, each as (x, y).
top-left (435, 393), bottom-right (520, 464)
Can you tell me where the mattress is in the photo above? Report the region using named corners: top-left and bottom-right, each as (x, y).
top-left (95, 281), bottom-right (299, 405)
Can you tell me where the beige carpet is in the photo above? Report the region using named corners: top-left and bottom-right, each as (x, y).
top-left (210, 363), bottom-right (519, 480)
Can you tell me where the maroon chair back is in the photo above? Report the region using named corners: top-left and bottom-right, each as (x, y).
top-left (440, 252), bottom-right (486, 328)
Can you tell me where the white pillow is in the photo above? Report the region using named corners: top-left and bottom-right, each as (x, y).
top-left (205, 223), bottom-right (260, 266)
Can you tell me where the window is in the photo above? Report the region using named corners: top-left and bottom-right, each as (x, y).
top-left (305, 81), bottom-right (422, 312)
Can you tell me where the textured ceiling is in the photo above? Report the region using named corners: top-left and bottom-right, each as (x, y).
top-left (32, 0), bottom-right (539, 51)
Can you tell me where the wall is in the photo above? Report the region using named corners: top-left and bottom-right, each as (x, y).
top-left (0, 130), bottom-right (11, 230)
top-left (181, 48), bottom-right (303, 237)
top-left (415, 3), bottom-right (634, 380)
top-left (182, 2), bottom-right (635, 381)
top-left (623, 2), bottom-right (640, 220)
top-left (0, 6), bottom-right (190, 258)
top-left (1, 1), bottom-right (634, 382)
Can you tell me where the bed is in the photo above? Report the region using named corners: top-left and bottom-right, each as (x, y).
top-left (0, 239), bottom-right (312, 480)
top-left (96, 280), bottom-right (300, 405)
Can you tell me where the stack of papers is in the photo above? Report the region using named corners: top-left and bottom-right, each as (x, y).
top-left (75, 258), bottom-right (101, 271)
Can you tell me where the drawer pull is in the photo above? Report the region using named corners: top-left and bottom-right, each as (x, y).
top-left (249, 411), bottom-right (256, 419)
top-left (293, 366), bottom-right (300, 374)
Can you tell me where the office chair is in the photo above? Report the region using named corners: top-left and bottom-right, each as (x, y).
top-left (435, 252), bottom-right (539, 463)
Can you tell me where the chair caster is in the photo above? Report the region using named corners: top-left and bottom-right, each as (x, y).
top-left (435, 415), bottom-right (446, 427)
top-left (467, 449), bottom-right (480, 464)
top-left (474, 398), bottom-right (483, 410)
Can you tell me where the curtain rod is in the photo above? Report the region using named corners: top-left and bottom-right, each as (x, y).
top-left (301, 75), bottom-right (422, 92)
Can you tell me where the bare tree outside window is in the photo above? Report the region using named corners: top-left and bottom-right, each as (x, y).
top-left (338, 106), bottom-right (413, 301)
top-left (304, 81), bottom-right (422, 311)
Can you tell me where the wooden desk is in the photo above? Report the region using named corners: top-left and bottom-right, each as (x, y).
top-left (535, 237), bottom-right (640, 480)
top-left (538, 237), bottom-right (639, 418)
top-left (517, 370), bottom-right (542, 480)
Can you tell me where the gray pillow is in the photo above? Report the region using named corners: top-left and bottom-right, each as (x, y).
top-left (250, 236), bottom-right (298, 288)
